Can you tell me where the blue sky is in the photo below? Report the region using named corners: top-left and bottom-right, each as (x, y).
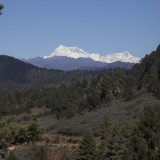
top-left (0, 0), bottom-right (160, 58)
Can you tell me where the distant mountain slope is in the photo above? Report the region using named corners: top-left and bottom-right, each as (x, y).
top-left (104, 61), bottom-right (135, 70)
top-left (23, 56), bottom-right (107, 71)
top-left (0, 55), bottom-right (65, 90)
top-left (0, 55), bottom-right (37, 83)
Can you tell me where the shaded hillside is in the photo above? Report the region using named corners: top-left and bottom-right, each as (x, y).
top-left (0, 55), bottom-right (66, 90)
top-left (0, 55), bottom-right (37, 83)
top-left (132, 44), bottom-right (160, 98)
top-left (0, 55), bottom-right (112, 90)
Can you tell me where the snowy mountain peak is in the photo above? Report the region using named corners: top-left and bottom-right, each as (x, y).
top-left (44, 45), bottom-right (140, 63)
top-left (44, 45), bottom-right (90, 59)
top-left (104, 51), bottom-right (140, 63)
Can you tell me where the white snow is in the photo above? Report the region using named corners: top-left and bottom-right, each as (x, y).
top-left (44, 45), bottom-right (140, 63)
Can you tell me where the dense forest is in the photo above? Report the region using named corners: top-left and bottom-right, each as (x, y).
top-left (0, 68), bottom-right (131, 119)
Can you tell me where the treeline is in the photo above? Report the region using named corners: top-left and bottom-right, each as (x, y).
top-left (76, 105), bottom-right (160, 160)
top-left (0, 68), bottom-right (132, 118)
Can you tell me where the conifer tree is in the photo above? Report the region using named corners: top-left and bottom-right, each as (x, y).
top-left (76, 132), bottom-right (96, 160)
top-left (96, 116), bottom-right (112, 160)
top-left (105, 126), bottom-right (125, 160)
top-left (133, 105), bottom-right (160, 160)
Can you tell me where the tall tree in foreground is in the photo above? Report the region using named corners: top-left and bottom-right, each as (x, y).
top-left (76, 132), bottom-right (96, 160)
top-left (0, 4), bottom-right (4, 15)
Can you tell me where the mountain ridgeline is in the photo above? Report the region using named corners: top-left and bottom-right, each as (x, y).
top-left (22, 45), bottom-right (140, 70)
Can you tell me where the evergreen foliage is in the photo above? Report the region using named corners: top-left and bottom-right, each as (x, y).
top-left (76, 132), bottom-right (96, 160)
top-left (76, 105), bottom-right (160, 160)
top-left (132, 44), bottom-right (160, 98)
top-left (132, 105), bottom-right (160, 160)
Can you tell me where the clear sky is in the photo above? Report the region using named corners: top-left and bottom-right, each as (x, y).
top-left (0, 0), bottom-right (160, 58)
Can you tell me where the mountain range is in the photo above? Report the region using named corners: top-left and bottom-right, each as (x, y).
top-left (23, 45), bottom-right (140, 71)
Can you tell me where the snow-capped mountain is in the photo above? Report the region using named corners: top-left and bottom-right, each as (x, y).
top-left (44, 45), bottom-right (140, 63)
top-left (22, 45), bottom-right (140, 71)
top-left (104, 51), bottom-right (140, 63)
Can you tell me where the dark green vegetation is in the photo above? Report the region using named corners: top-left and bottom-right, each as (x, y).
top-left (74, 44), bottom-right (160, 160)
top-left (132, 44), bottom-right (160, 98)
top-left (76, 105), bottom-right (160, 160)
top-left (76, 132), bottom-right (96, 160)
top-left (0, 55), bottom-right (114, 91)
top-left (0, 56), bottom-right (133, 118)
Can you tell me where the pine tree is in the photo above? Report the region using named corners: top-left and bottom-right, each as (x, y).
top-left (99, 116), bottom-right (112, 140)
top-left (133, 105), bottom-right (160, 160)
top-left (97, 117), bottom-right (134, 160)
top-left (76, 132), bottom-right (96, 160)
top-left (96, 116), bottom-right (112, 160)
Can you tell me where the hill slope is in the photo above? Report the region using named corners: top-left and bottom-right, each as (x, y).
top-left (0, 55), bottom-right (111, 90)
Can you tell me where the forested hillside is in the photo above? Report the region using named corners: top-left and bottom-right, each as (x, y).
top-left (0, 55), bottom-right (113, 90)
top-left (1, 45), bottom-right (160, 119)
top-left (132, 44), bottom-right (160, 98)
